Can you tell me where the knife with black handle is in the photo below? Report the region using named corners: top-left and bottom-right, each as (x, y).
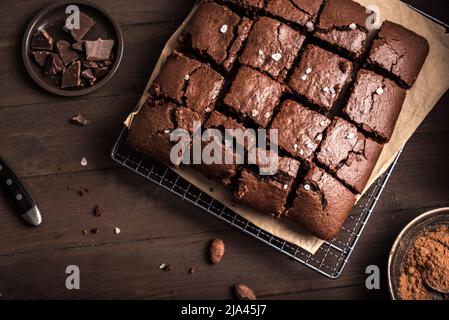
top-left (0, 157), bottom-right (42, 226)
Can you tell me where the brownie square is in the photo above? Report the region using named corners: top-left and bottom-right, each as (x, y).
top-left (289, 45), bottom-right (353, 111)
top-left (224, 66), bottom-right (283, 127)
top-left (342, 69), bottom-right (407, 142)
top-left (239, 16), bottom-right (306, 80)
top-left (196, 111), bottom-right (250, 186)
top-left (150, 51), bottom-right (225, 117)
top-left (264, 0), bottom-right (324, 31)
top-left (194, 139), bottom-right (243, 187)
top-left (128, 98), bottom-right (202, 166)
top-left (270, 100), bottom-right (331, 162)
top-left (287, 165), bottom-right (356, 240)
top-left (367, 21), bottom-right (430, 88)
top-left (204, 111), bottom-right (256, 151)
top-left (180, 1), bottom-right (253, 71)
top-left (317, 118), bottom-right (384, 193)
top-left (315, 0), bottom-right (373, 58)
top-left (234, 155), bottom-right (300, 217)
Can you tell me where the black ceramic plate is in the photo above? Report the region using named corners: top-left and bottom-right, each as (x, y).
top-left (22, 0), bottom-right (124, 96)
top-left (388, 207), bottom-right (449, 300)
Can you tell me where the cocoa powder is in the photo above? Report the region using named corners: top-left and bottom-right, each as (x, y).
top-left (398, 225), bottom-right (449, 300)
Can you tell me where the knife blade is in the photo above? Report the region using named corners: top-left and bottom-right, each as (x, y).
top-left (0, 157), bottom-right (42, 226)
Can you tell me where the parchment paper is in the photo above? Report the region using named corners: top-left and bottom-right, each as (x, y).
top-left (124, 0), bottom-right (449, 254)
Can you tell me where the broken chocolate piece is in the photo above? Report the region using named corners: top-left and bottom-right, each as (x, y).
top-left (70, 114), bottom-right (90, 126)
top-left (31, 29), bottom-right (54, 50)
top-left (82, 60), bottom-right (98, 68)
top-left (85, 39), bottom-right (115, 61)
top-left (44, 53), bottom-right (64, 76)
top-left (81, 69), bottom-right (96, 85)
top-left (56, 40), bottom-right (79, 65)
top-left (94, 66), bottom-right (109, 78)
top-left (32, 51), bottom-right (50, 67)
top-left (67, 12), bottom-right (95, 41)
top-left (72, 41), bottom-right (84, 51)
top-left (61, 61), bottom-right (81, 88)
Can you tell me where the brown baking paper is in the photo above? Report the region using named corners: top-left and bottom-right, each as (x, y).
top-left (124, 0), bottom-right (449, 254)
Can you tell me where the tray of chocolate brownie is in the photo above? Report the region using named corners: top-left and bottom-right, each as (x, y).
top-left (112, 0), bottom-right (449, 278)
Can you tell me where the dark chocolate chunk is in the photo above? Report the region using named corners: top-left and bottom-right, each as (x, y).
top-left (69, 114), bottom-right (90, 126)
top-left (56, 40), bottom-right (79, 65)
top-left (72, 41), bottom-right (84, 51)
top-left (32, 51), bottom-right (50, 67)
top-left (82, 60), bottom-right (98, 68)
top-left (44, 53), bottom-right (65, 76)
top-left (67, 12), bottom-right (95, 41)
top-left (94, 66), bottom-right (109, 78)
top-left (81, 69), bottom-right (96, 84)
top-left (31, 29), bottom-right (54, 50)
top-left (61, 61), bottom-right (81, 88)
top-left (85, 39), bottom-right (115, 61)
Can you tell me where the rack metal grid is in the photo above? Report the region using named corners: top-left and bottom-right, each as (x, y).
top-left (111, 127), bottom-right (401, 279)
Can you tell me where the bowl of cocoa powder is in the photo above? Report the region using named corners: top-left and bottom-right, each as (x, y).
top-left (388, 207), bottom-right (449, 300)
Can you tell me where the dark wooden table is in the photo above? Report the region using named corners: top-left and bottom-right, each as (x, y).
top-left (0, 0), bottom-right (448, 300)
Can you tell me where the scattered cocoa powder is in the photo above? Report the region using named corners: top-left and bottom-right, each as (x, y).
top-left (398, 225), bottom-right (449, 300)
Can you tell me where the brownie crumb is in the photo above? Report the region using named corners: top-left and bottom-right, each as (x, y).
top-left (78, 189), bottom-right (85, 197)
top-left (93, 205), bottom-right (102, 217)
top-left (70, 114), bottom-right (90, 126)
top-left (82, 230), bottom-right (88, 235)
top-left (188, 267), bottom-right (196, 274)
top-left (91, 228), bottom-right (99, 234)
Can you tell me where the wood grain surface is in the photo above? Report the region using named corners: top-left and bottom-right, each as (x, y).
top-left (0, 0), bottom-right (448, 300)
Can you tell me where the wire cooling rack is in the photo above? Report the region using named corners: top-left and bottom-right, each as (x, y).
top-left (111, 127), bottom-right (401, 279)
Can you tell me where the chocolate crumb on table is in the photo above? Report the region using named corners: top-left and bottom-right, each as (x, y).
top-left (342, 69), bottom-right (407, 142)
top-left (317, 118), bottom-right (384, 193)
top-left (239, 16), bottom-right (306, 80)
top-left (367, 20), bottom-right (430, 88)
top-left (289, 45), bottom-right (353, 111)
top-left (314, 0), bottom-right (374, 59)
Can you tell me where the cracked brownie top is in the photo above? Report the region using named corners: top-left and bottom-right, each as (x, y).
top-left (180, 1), bottom-right (253, 71)
top-left (234, 155), bottom-right (300, 217)
top-left (287, 164), bottom-right (356, 240)
top-left (315, 0), bottom-right (373, 58)
top-left (289, 45), bottom-right (353, 111)
top-left (150, 51), bottom-right (225, 117)
top-left (368, 20), bottom-right (430, 88)
top-left (270, 100), bottom-right (331, 162)
top-left (224, 66), bottom-right (284, 127)
top-left (239, 16), bottom-right (306, 81)
top-left (317, 118), bottom-right (384, 193)
top-left (265, 0), bottom-right (324, 31)
top-left (342, 69), bottom-right (407, 142)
